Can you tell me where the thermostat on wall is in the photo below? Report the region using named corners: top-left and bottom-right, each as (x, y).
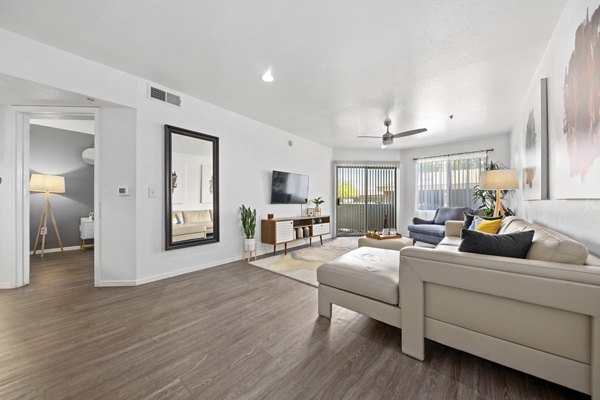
top-left (118, 186), bottom-right (130, 196)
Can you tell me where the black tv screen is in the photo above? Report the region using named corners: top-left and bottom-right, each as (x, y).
top-left (271, 171), bottom-right (309, 204)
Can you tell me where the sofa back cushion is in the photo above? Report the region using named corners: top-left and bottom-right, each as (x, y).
top-left (499, 217), bottom-right (588, 265)
top-left (182, 210), bottom-right (212, 224)
top-left (434, 207), bottom-right (472, 225)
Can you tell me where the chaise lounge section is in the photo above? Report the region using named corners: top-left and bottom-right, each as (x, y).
top-left (317, 217), bottom-right (600, 397)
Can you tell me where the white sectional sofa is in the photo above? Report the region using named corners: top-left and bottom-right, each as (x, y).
top-left (317, 217), bottom-right (600, 397)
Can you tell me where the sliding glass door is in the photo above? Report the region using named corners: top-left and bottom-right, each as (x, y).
top-left (336, 164), bottom-right (397, 237)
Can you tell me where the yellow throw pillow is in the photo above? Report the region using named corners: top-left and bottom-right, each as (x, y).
top-left (474, 219), bottom-right (502, 234)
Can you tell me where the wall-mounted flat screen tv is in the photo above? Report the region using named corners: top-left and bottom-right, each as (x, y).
top-left (271, 170), bottom-right (309, 204)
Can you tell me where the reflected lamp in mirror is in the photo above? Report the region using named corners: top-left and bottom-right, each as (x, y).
top-left (164, 125), bottom-right (219, 250)
top-left (479, 169), bottom-right (518, 218)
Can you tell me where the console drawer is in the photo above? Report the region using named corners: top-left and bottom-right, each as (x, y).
top-left (312, 223), bottom-right (330, 236)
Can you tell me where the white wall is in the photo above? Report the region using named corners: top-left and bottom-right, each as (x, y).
top-left (0, 107), bottom-right (17, 287)
top-left (0, 27), bottom-right (333, 286)
top-left (397, 134), bottom-right (511, 236)
top-left (333, 148), bottom-right (401, 162)
top-left (135, 88), bottom-right (332, 283)
top-left (509, 0), bottom-right (600, 255)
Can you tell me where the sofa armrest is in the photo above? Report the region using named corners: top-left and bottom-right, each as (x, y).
top-left (412, 217), bottom-right (434, 225)
top-left (444, 220), bottom-right (463, 238)
top-left (399, 246), bottom-right (600, 286)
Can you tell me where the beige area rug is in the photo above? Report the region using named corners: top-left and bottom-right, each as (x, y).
top-left (249, 237), bottom-right (359, 287)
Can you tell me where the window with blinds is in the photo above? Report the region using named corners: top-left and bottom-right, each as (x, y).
top-left (415, 152), bottom-right (487, 211)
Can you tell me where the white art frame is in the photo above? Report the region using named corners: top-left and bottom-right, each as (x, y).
top-left (551, 2), bottom-right (600, 199)
top-left (522, 78), bottom-right (549, 200)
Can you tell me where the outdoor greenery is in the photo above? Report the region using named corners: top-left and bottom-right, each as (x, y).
top-left (337, 182), bottom-right (358, 198)
top-left (240, 204), bottom-right (257, 239)
top-left (472, 161), bottom-right (515, 217)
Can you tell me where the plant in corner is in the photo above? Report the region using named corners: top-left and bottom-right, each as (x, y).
top-left (472, 161), bottom-right (515, 217)
top-left (240, 205), bottom-right (257, 251)
top-left (312, 197), bottom-right (325, 216)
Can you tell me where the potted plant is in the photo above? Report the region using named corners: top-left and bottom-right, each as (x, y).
top-left (312, 197), bottom-right (325, 216)
top-left (472, 161), bottom-right (515, 217)
top-left (240, 205), bottom-right (257, 250)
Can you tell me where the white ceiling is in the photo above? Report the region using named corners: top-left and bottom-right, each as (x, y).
top-left (0, 1), bottom-right (567, 149)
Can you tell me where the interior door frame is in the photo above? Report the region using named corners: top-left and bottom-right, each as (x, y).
top-left (14, 106), bottom-right (100, 287)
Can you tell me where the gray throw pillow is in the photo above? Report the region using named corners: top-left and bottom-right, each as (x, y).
top-left (459, 229), bottom-right (535, 259)
top-left (434, 207), bottom-right (472, 225)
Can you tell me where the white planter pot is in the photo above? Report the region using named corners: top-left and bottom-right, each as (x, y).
top-left (244, 238), bottom-right (256, 250)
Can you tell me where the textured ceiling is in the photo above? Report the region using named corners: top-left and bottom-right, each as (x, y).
top-left (0, 0), bottom-right (567, 148)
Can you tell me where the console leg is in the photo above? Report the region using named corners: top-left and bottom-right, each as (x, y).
top-left (284, 242), bottom-right (287, 255)
top-left (320, 235), bottom-right (323, 245)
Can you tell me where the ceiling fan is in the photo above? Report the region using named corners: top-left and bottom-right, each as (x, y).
top-left (357, 119), bottom-right (427, 148)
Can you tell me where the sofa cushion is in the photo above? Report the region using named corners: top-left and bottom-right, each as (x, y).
top-left (459, 229), bottom-right (534, 259)
top-left (499, 217), bottom-right (588, 265)
top-left (433, 207), bottom-right (472, 225)
top-left (317, 247), bottom-right (400, 305)
top-left (182, 210), bottom-right (212, 224)
top-left (407, 224), bottom-right (446, 237)
top-left (173, 223), bottom-right (206, 236)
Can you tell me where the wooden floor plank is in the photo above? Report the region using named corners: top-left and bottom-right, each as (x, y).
top-left (0, 250), bottom-right (588, 399)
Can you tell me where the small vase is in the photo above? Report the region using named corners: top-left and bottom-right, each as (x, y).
top-left (314, 207), bottom-right (321, 216)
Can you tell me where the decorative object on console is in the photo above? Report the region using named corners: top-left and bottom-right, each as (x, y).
top-left (30, 174), bottom-right (66, 257)
top-left (479, 168), bottom-right (518, 217)
top-left (240, 205), bottom-right (257, 257)
top-left (306, 208), bottom-right (315, 217)
top-left (311, 197), bottom-right (325, 216)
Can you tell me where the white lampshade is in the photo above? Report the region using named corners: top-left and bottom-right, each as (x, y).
top-left (30, 174), bottom-right (65, 193)
top-left (479, 169), bottom-right (519, 190)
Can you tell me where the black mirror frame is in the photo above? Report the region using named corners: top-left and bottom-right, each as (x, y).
top-left (165, 124), bottom-right (219, 250)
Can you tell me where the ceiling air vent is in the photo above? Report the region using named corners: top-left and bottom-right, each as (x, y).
top-left (148, 84), bottom-right (182, 108)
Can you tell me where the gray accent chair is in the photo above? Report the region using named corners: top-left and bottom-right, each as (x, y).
top-left (407, 207), bottom-right (472, 245)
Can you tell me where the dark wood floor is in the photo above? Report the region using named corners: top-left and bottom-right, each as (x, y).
top-left (0, 251), bottom-right (587, 399)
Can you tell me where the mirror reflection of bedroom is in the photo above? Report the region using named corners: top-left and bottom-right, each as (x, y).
top-left (29, 117), bottom-right (95, 283)
top-left (170, 133), bottom-right (214, 243)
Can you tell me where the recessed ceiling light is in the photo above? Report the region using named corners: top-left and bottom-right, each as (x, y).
top-left (261, 68), bottom-right (275, 83)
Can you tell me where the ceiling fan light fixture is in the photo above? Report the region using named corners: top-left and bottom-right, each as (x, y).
top-left (261, 68), bottom-right (275, 83)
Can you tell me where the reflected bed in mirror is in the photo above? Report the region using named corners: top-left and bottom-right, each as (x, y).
top-left (165, 125), bottom-right (219, 250)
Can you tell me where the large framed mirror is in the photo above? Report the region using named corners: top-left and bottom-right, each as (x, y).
top-left (165, 125), bottom-right (219, 250)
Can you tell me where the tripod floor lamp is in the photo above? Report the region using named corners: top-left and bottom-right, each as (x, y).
top-left (30, 174), bottom-right (65, 257)
top-left (479, 169), bottom-right (519, 217)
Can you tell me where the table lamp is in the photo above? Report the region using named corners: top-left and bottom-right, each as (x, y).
top-left (30, 174), bottom-right (66, 257)
top-left (479, 169), bottom-right (518, 217)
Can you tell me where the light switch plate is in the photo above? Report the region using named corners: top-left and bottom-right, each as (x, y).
top-left (118, 186), bottom-right (130, 196)
top-left (148, 185), bottom-right (158, 198)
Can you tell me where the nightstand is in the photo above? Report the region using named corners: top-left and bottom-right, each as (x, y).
top-left (79, 217), bottom-right (94, 251)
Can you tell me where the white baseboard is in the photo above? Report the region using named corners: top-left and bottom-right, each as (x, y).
top-left (135, 255), bottom-right (242, 286)
top-left (95, 280), bottom-right (137, 287)
top-left (0, 282), bottom-right (15, 289)
top-left (29, 246), bottom-right (80, 255)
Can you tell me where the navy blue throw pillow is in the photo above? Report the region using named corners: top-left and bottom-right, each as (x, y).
top-left (459, 229), bottom-right (535, 259)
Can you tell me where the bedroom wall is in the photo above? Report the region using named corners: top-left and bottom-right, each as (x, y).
top-left (509, 0), bottom-right (600, 255)
top-left (397, 134), bottom-right (511, 236)
top-left (0, 27), bottom-right (332, 286)
top-left (29, 125), bottom-right (94, 250)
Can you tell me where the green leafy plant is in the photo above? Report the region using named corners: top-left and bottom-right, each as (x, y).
top-left (312, 197), bottom-right (325, 208)
top-left (472, 161), bottom-right (515, 217)
top-left (240, 205), bottom-right (257, 239)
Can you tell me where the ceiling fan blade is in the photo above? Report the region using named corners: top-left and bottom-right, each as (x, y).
top-left (356, 135), bottom-right (383, 138)
top-left (392, 128), bottom-right (427, 138)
